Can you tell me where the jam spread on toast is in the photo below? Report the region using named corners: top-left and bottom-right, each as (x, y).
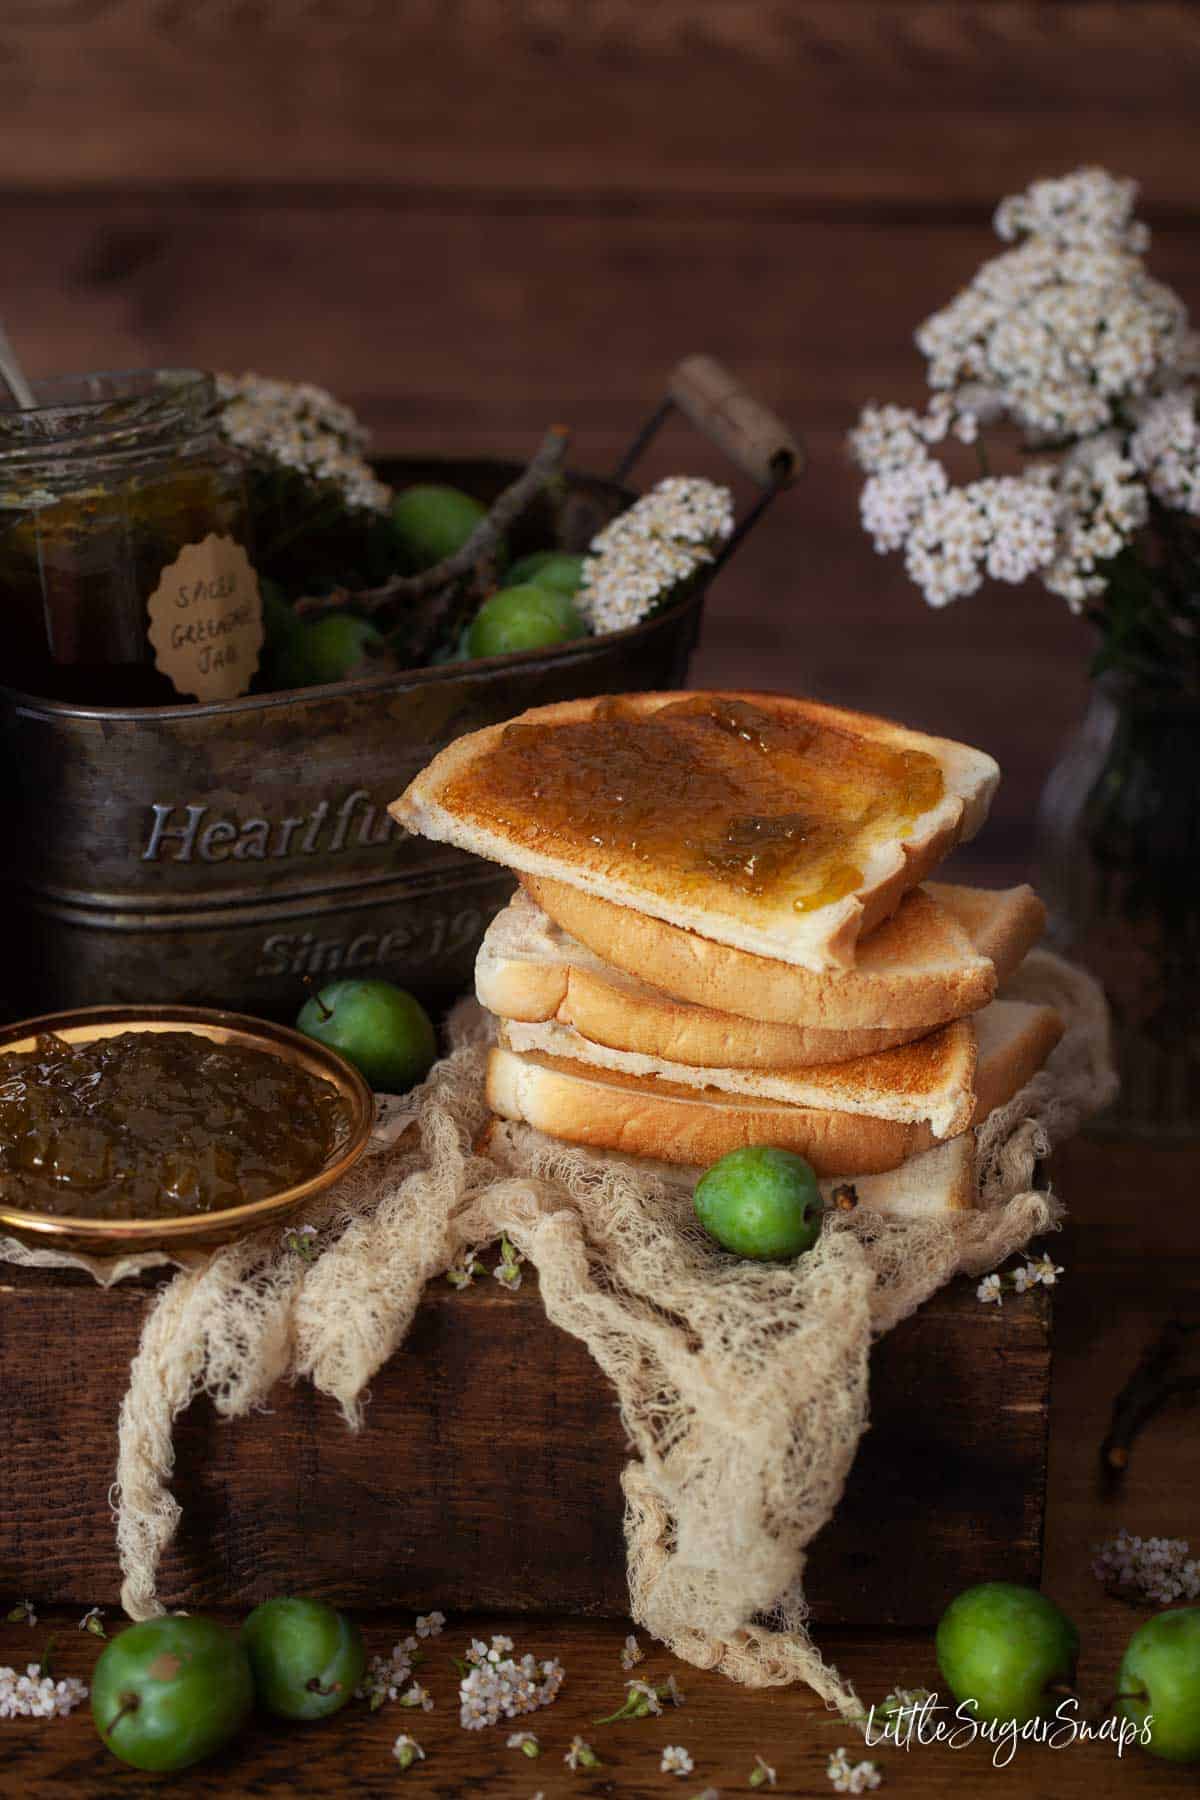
top-left (448, 696), bottom-right (944, 914)
top-left (0, 1030), bottom-right (348, 1219)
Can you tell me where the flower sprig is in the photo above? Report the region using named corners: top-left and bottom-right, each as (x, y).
top-left (849, 167), bottom-right (1200, 685)
top-left (392, 1732), bottom-right (425, 1770)
top-left (564, 1733), bottom-right (601, 1770)
top-left (446, 1254), bottom-right (486, 1291)
top-left (594, 1672), bottom-right (684, 1722)
top-left (827, 1746), bottom-right (883, 1793)
top-left (1093, 1528), bottom-right (1200, 1606)
top-left (579, 477), bottom-right (734, 634)
top-left (458, 1634), bottom-right (565, 1729)
top-left (977, 1253), bottom-right (1063, 1306)
top-left (0, 1661), bottom-right (88, 1721)
top-left (493, 1235), bottom-right (524, 1292)
top-left (357, 1635), bottom-right (421, 1709)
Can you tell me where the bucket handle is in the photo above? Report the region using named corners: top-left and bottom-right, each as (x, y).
top-left (612, 353), bottom-right (803, 557)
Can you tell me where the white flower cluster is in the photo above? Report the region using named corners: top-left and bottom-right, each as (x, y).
top-left (1131, 388), bottom-right (1200, 517)
top-left (0, 1663), bottom-right (88, 1720)
top-left (977, 1253), bottom-right (1063, 1306)
top-left (1043, 438), bottom-right (1149, 607)
top-left (850, 168), bottom-right (1200, 614)
top-left (579, 476), bottom-right (734, 634)
top-left (620, 1631), bottom-right (643, 1671)
top-left (905, 473), bottom-right (1060, 608)
top-left (660, 1743), bottom-right (694, 1776)
top-left (994, 167), bottom-right (1148, 253)
top-left (917, 167), bottom-right (1193, 443)
top-left (827, 1746), bottom-right (883, 1793)
top-left (458, 1634), bottom-right (565, 1730)
top-left (1093, 1529), bottom-right (1200, 1606)
top-left (217, 372), bottom-right (391, 513)
top-left (357, 1634), bottom-right (419, 1707)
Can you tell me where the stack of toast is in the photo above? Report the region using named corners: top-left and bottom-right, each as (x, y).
top-left (393, 692), bottom-right (1064, 1217)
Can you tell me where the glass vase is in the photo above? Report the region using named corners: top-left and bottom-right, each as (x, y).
top-left (1035, 672), bottom-right (1200, 1139)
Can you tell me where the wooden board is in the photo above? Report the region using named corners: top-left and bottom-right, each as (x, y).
top-left (2, 4), bottom-right (1200, 206)
top-left (3, 1137), bottom-right (1199, 1798)
top-left (0, 1259), bottom-right (1049, 1626)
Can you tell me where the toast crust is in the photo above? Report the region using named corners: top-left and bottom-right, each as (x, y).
top-left (524, 876), bottom-right (999, 1029)
top-left (485, 1043), bottom-right (938, 1175)
top-left (483, 1116), bottom-right (977, 1217)
top-left (477, 883), bottom-right (1045, 1061)
top-left (393, 691), bottom-right (1000, 972)
top-left (485, 999), bottom-right (1063, 1174)
top-left (498, 1015), bottom-right (979, 1137)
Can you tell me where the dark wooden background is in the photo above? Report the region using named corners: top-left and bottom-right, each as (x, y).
top-left (4, 2), bottom-right (1200, 877)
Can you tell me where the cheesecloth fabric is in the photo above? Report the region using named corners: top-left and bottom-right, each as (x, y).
top-left (0, 949), bottom-right (1115, 1716)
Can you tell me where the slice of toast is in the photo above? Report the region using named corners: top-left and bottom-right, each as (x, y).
top-left (819, 1136), bottom-right (976, 1217)
top-left (483, 1116), bottom-right (977, 1217)
top-left (485, 999), bottom-right (1063, 1176)
top-left (478, 883), bottom-right (1046, 1061)
top-left (498, 1013), bottom-right (978, 1137)
top-left (392, 692), bottom-right (1000, 972)
top-left (525, 877), bottom-right (1045, 1031)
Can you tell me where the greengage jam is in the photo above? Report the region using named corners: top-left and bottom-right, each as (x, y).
top-left (0, 370), bottom-right (261, 706)
top-left (0, 1030), bottom-right (348, 1219)
top-left (447, 695), bottom-right (944, 914)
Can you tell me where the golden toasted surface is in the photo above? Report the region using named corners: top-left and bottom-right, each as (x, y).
top-left (484, 1043), bottom-right (934, 1174)
top-left (441, 692), bottom-right (944, 920)
top-left (499, 1013), bottom-right (978, 1135)
top-left (394, 691), bottom-right (1000, 970)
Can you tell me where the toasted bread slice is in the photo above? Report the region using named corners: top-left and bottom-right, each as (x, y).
top-left (819, 1136), bottom-right (976, 1217)
top-left (524, 877), bottom-right (1043, 1031)
top-left (485, 999), bottom-right (1063, 1175)
top-left (483, 1116), bottom-right (977, 1217)
top-left (393, 692), bottom-right (999, 972)
top-left (478, 883), bottom-right (1045, 1062)
top-left (498, 1013), bottom-right (978, 1137)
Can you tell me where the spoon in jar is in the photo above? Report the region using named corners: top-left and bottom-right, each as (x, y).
top-left (0, 318), bottom-right (36, 408)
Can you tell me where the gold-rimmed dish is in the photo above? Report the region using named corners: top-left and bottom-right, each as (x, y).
top-left (0, 1004), bottom-right (375, 1257)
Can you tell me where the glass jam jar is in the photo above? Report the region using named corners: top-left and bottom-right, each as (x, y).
top-left (0, 369), bottom-right (263, 706)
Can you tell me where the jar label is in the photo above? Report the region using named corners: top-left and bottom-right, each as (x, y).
top-left (146, 533), bottom-right (263, 702)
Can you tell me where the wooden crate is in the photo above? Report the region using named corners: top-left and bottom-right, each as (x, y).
top-left (1, 1264), bottom-right (1049, 1626)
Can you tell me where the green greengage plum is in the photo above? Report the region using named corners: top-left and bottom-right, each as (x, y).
top-left (1116, 1607), bottom-right (1200, 1761)
top-left (241, 1597), bottom-right (365, 1721)
top-left (935, 1582), bottom-right (1079, 1724)
top-left (301, 613), bottom-right (388, 684)
top-left (296, 979), bottom-right (436, 1093)
top-left (504, 551), bottom-right (586, 597)
top-left (91, 1616), bottom-right (253, 1773)
top-left (467, 583), bottom-right (586, 658)
top-left (391, 483), bottom-right (491, 572)
top-left (692, 1146), bottom-right (824, 1260)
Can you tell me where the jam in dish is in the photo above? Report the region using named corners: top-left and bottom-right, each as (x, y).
top-left (0, 1029), bottom-right (348, 1219)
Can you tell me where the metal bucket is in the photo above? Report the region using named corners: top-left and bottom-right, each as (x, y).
top-left (1, 358), bottom-right (800, 1022)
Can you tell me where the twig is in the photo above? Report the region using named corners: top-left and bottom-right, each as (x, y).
top-left (1100, 1318), bottom-right (1200, 1484)
top-left (294, 424), bottom-right (571, 628)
